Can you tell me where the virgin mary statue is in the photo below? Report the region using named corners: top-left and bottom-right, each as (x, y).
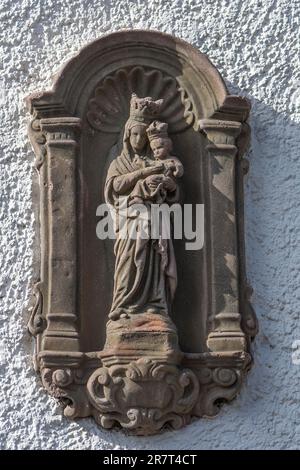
top-left (104, 94), bottom-right (179, 322)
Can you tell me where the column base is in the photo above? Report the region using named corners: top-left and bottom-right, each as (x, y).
top-left (207, 313), bottom-right (247, 352)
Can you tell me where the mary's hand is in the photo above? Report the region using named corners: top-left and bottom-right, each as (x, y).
top-left (142, 162), bottom-right (164, 176)
top-left (145, 174), bottom-right (164, 190)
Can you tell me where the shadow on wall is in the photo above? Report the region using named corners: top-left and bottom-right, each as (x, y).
top-left (239, 90), bottom-right (299, 332)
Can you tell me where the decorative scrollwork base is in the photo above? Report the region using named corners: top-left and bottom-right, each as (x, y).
top-left (87, 358), bottom-right (199, 435)
top-left (184, 352), bottom-right (252, 418)
top-left (41, 367), bottom-right (92, 419)
top-left (36, 352), bottom-right (251, 434)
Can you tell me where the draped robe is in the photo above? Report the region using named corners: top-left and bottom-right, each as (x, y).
top-left (104, 147), bottom-right (178, 320)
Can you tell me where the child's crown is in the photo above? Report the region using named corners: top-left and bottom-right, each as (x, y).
top-left (146, 120), bottom-right (169, 141)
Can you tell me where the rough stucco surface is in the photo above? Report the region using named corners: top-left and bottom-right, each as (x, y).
top-left (0, 0), bottom-right (299, 450)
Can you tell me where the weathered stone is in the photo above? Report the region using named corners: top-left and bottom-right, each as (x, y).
top-left (26, 30), bottom-right (257, 436)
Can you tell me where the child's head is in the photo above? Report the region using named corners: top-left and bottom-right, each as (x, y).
top-left (150, 137), bottom-right (172, 160)
top-left (146, 120), bottom-right (172, 160)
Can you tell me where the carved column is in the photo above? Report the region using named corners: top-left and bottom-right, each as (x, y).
top-left (199, 119), bottom-right (246, 352)
top-left (39, 117), bottom-right (81, 352)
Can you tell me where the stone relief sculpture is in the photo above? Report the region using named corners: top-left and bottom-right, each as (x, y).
top-left (104, 96), bottom-right (179, 322)
top-left (26, 30), bottom-right (258, 435)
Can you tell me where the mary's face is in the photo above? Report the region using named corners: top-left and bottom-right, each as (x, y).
top-left (129, 125), bottom-right (147, 152)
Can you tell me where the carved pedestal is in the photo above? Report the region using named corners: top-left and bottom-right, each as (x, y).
top-left (101, 314), bottom-right (180, 361)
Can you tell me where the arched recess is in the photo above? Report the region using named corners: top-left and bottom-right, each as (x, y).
top-left (26, 30), bottom-right (257, 434)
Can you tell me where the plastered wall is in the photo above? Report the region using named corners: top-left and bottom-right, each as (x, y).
top-left (0, 0), bottom-right (299, 449)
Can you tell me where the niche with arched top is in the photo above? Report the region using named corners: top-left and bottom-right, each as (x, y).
top-left (27, 30), bottom-right (257, 435)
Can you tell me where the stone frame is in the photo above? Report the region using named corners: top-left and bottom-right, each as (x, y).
top-left (26, 30), bottom-right (257, 434)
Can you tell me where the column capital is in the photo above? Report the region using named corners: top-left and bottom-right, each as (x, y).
top-left (40, 117), bottom-right (81, 145)
top-left (199, 119), bottom-right (242, 146)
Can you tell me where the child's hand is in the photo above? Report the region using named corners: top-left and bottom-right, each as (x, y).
top-left (164, 161), bottom-right (176, 173)
top-left (173, 163), bottom-right (184, 178)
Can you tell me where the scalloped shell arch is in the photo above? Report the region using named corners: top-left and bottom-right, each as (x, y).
top-left (86, 66), bottom-right (195, 134)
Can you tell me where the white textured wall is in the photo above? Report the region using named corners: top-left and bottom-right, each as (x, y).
top-left (0, 0), bottom-right (299, 450)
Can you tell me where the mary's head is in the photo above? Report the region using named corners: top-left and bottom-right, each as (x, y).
top-left (122, 94), bottom-right (164, 158)
top-left (128, 123), bottom-right (148, 153)
top-left (123, 119), bottom-right (149, 158)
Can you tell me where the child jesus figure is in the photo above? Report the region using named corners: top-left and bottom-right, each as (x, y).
top-left (129, 120), bottom-right (184, 205)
